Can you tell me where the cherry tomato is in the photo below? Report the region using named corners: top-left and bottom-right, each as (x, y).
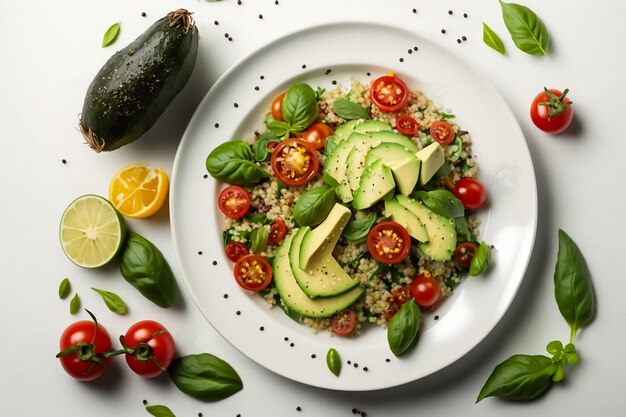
top-left (268, 219), bottom-right (287, 245)
top-left (370, 75), bottom-right (409, 112)
top-left (384, 286), bottom-right (413, 320)
top-left (429, 120), bottom-right (455, 145)
top-left (301, 122), bottom-right (334, 150)
top-left (530, 88), bottom-right (573, 134)
top-left (225, 242), bottom-right (249, 262)
top-left (367, 221), bottom-right (411, 264)
top-left (271, 92), bottom-right (286, 121)
top-left (56, 312), bottom-right (112, 381)
top-left (234, 254), bottom-right (273, 291)
top-left (270, 139), bottom-right (319, 186)
top-left (218, 186), bottom-right (251, 219)
top-left (122, 320), bottom-right (176, 378)
top-left (410, 275), bottom-right (440, 308)
top-left (396, 115), bottom-right (419, 136)
top-left (453, 242), bottom-right (478, 269)
top-left (330, 310), bottom-right (357, 336)
top-left (453, 178), bottom-right (486, 210)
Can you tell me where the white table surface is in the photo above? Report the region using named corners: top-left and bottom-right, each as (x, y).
top-left (1, 0), bottom-right (624, 416)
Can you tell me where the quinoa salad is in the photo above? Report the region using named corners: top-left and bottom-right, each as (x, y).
top-left (205, 72), bottom-right (490, 345)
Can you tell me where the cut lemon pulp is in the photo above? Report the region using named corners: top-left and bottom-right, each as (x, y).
top-left (59, 195), bottom-right (126, 268)
top-left (109, 164), bottom-right (169, 218)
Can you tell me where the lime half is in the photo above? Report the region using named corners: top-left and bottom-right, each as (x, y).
top-left (59, 194), bottom-right (127, 268)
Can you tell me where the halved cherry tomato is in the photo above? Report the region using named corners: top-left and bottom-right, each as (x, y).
top-left (218, 186), bottom-right (251, 219)
top-left (301, 122), bottom-right (334, 150)
top-left (233, 254), bottom-right (273, 291)
top-left (453, 242), bottom-right (477, 269)
top-left (270, 139), bottom-right (319, 186)
top-left (122, 320), bottom-right (176, 378)
top-left (271, 92), bottom-right (286, 121)
top-left (410, 275), bottom-right (440, 308)
top-left (396, 115), bottom-right (419, 136)
top-left (269, 219), bottom-right (287, 245)
top-left (430, 120), bottom-right (455, 145)
top-left (370, 75), bottom-right (409, 112)
top-left (453, 178), bottom-right (486, 210)
top-left (367, 221), bottom-right (411, 264)
top-left (225, 242), bottom-right (249, 262)
top-left (330, 310), bottom-right (357, 336)
top-left (384, 286), bottom-right (413, 320)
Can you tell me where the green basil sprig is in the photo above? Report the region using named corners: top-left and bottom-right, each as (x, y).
top-left (91, 287), bottom-right (127, 314)
top-left (333, 98), bottom-right (371, 120)
top-left (146, 405), bottom-right (176, 417)
top-left (413, 189), bottom-right (464, 218)
top-left (477, 229), bottom-right (595, 402)
top-left (252, 131), bottom-right (279, 162)
top-left (58, 278), bottom-right (71, 299)
top-left (205, 140), bottom-right (269, 186)
top-left (169, 353), bottom-right (243, 401)
top-left (282, 83), bottom-right (319, 130)
top-left (454, 216), bottom-right (472, 241)
top-left (387, 301), bottom-right (421, 356)
top-left (470, 241), bottom-right (491, 276)
top-left (69, 293), bottom-right (81, 314)
top-left (326, 348), bottom-right (341, 377)
top-left (250, 227), bottom-right (269, 253)
top-left (342, 212), bottom-right (377, 244)
top-left (499, 1), bottom-right (550, 56)
top-left (482, 22), bottom-right (506, 54)
top-left (292, 186), bottom-right (336, 227)
top-left (120, 232), bottom-right (179, 308)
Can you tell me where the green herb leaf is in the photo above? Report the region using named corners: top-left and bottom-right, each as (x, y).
top-left (69, 293), bottom-right (81, 314)
top-left (554, 229), bottom-right (596, 341)
top-left (342, 212), bottom-right (378, 244)
top-left (333, 98), bottom-right (371, 120)
top-left (476, 354), bottom-right (556, 402)
top-left (245, 212), bottom-right (270, 225)
top-left (437, 111), bottom-right (456, 120)
top-left (447, 136), bottom-right (463, 162)
top-left (169, 353), bottom-right (243, 401)
top-left (326, 348), bottom-right (341, 376)
top-left (91, 287), bottom-right (127, 314)
top-left (324, 137), bottom-right (338, 157)
top-left (387, 301), bottom-right (421, 356)
top-left (292, 186), bottom-right (336, 227)
top-left (315, 86), bottom-right (326, 100)
top-left (58, 278), bottom-right (71, 299)
top-left (265, 118), bottom-right (293, 138)
top-left (281, 83), bottom-right (319, 130)
top-left (146, 405), bottom-right (176, 417)
top-left (206, 140), bottom-right (269, 186)
top-left (102, 23), bottom-right (121, 47)
top-left (546, 340), bottom-right (563, 355)
top-left (482, 22), bottom-right (506, 54)
top-left (252, 131), bottom-right (279, 162)
top-left (499, 1), bottom-right (550, 56)
top-left (454, 216), bottom-right (472, 241)
top-left (250, 227), bottom-right (269, 253)
top-left (413, 189), bottom-right (465, 218)
top-left (470, 241), bottom-right (491, 276)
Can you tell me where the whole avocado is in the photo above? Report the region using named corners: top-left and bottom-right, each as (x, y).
top-left (79, 9), bottom-right (198, 152)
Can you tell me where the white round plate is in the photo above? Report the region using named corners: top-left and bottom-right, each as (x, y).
top-left (170, 22), bottom-right (537, 391)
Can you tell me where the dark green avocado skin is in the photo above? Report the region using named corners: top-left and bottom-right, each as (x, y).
top-left (81, 16), bottom-right (198, 151)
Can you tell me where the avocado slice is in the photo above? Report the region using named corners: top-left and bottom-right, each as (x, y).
top-left (325, 140), bottom-right (355, 203)
top-left (369, 131), bottom-right (419, 153)
top-left (299, 203), bottom-right (352, 271)
top-left (365, 142), bottom-right (421, 195)
top-left (384, 199), bottom-right (429, 242)
top-left (333, 119), bottom-right (392, 144)
top-left (273, 233), bottom-right (365, 318)
top-left (289, 227), bottom-right (358, 298)
top-left (345, 132), bottom-right (380, 193)
top-left (416, 142), bottom-right (445, 186)
top-left (353, 159), bottom-right (396, 210)
top-left (397, 195), bottom-right (456, 261)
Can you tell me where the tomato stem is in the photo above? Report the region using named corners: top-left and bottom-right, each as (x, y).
top-left (538, 87), bottom-right (572, 121)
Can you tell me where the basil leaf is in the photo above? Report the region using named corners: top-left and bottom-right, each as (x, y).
top-left (342, 212), bottom-right (377, 244)
top-left (476, 354), bottom-right (556, 402)
top-left (437, 111), bottom-right (456, 120)
top-left (102, 23), bottom-right (121, 47)
top-left (499, 1), bottom-right (550, 56)
top-left (252, 131), bottom-right (279, 162)
top-left (281, 83), bottom-right (319, 130)
top-left (120, 232), bottom-right (179, 308)
top-left (482, 22), bottom-right (506, 54)
top-left (250, 227), bottom-right (269, 253)
top-left (470, 241), bottom-right (491, 276)
top-left (326, 348), bottom-right (341, 377)
top-left (454, 216), bottom-right (472, 241)
top-left (69, 293), bottom-right (81, 314)
top-left (333, 98), bottom-right (371, 120)
top-left (245, 212), bottom-right (270, 225)
top-left (91, 287), bottom-right (127, 314)
top-left (206, 140), bottom-right (269, 186)
top-left (292, 186), bottom-right (336, 227)
top-left (265, 118), bottom-right (293, 137)
top-left (58, 278), bottom-right (71, 299)
top-left (554, 229), bottom-right (596, 339)
top-left (146, 405), bottom-right (176, 417)
top-left (324, 137), bottom-right (337, 157)
top-left (169, 353), bottom-right (243, 401)
top-left (387, 301), bottom-right (421, 356)
top-left (413, 189), bottom-right (464, 218)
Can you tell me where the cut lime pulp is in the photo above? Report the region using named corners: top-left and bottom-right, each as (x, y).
top-left (59, 194), bottom-right (126, 268)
